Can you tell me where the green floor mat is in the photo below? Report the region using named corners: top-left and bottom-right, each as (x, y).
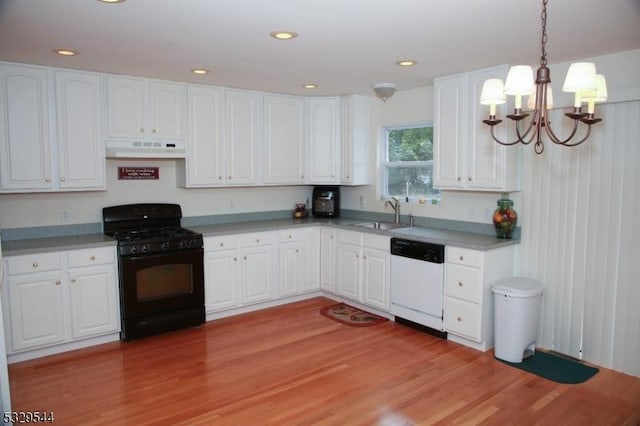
top-left (498, 350), bottom-right (599, 384)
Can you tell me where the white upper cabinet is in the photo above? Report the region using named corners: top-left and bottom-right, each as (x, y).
top-left (225, 89), bottom-right (260, 185)
top-left (306, 97), bottom-right (340, 184)
top-left (0, 64), bottom-right (52, 191)
top-left (55, 70), bottom-right (106, 190)
top-left (263, 94), bottom-right (305, 184)
top-left (179, 84), bottom-right (225, 187)
top-left (434, 65), bottom-right (520, 192)
top-left (0, 64), bottom-right (105, 192)
top-left (106, 76), bottom-right (185, 141)
top-left (341, 95), bottom-right (371, 185)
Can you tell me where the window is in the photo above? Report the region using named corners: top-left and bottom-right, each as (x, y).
top-left (382, 123), bottom-right (440, 202)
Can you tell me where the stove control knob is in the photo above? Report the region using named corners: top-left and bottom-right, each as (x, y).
top-left (130, 245), bottom-right (139, 254)
top-left (141, 244), bottom-right (150, 253)
top-left (161, 242), bottom-right (171, 251)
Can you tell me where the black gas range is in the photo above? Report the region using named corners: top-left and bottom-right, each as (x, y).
top-left (103, 203), bottom-right (205, 340)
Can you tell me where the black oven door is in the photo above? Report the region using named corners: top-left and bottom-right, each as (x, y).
top-left (119, 248), bottom-right (204, 320)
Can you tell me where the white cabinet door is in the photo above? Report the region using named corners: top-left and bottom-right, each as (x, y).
top-left (433, 73), bottom-right (466, 189)
top-left (341, 95), bottom-right (371, 185)
top-left (0, 64), bottom-right (52, 191)
top-left (204, 249), bottom-right (240, 312)
top-left (225, 90), bottom-right (260, 185)
top-left (68, 265), bottom-right (118, 339)
top-left (182, 84), bottom-right (225, 187)
top-left (6, 273), bottom-right (66, 351)
top-left (279, 240), bottom-right (300, 297)
top-left (300, 228), bottom-right (320, 292)
top-left (148, 80), bottom-right (185, 140)
top-left (336, 242), bottom-right (360, 300)
top-left (241, 245), bottom-right (273, 304)
top-left (362, 246), bottom-right (390, 311)
top-left (263, 95), bottom-right (305, 184)
top-left (106, 76), bottom-right (145, 139)
top-left (55, 70), bottom-right (105, 190)
top-left (307, 97), bottom-right (340, 183)
top-left (320, 228), bottom-right (336, 293)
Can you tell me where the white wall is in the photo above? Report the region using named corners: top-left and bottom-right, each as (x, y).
top-left (0, 159), bottom-right (313, 229)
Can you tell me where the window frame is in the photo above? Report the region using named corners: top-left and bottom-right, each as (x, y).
top-left (380, 121), bottom-right (439, 203)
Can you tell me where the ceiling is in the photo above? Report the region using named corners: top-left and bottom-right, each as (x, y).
top-left (1, 0), bottom-right (639, 97)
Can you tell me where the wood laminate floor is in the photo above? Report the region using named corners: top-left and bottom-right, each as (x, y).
top-left (8, 297), bottom-right (640, 425)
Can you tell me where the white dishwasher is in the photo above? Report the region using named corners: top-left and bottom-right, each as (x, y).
top-left (390, 238), bottom-right (446, 336)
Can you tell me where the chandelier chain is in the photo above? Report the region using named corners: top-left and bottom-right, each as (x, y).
top-left (541, 0), bottom-right (548, 66)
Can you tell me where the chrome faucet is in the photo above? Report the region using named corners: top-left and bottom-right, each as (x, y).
top-left (385, 197), bottom-right (400, 224)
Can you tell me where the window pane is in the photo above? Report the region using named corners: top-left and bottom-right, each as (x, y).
top-left (387, 164), bottom-right (439, 199)
top-left (388, 127), bottom-right (433, 162)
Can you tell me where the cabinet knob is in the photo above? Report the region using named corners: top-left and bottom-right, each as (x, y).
top-left (457, 316), bottom-right (462, 322)
top-left (90, 255), bottom-right (96, 261)
top-left (243, 256), bottom-right (247, 260)
top-left (363, 255), bottom-right (367, 259)
top-left (228, 176), bottom-right (232, 180)
top-left (457, 177), bottom-right (461, 181)
top-left (218, 176), bottom-right (222, 180)
top-left (295, 249), bottom-right (299, 253)
top-left (60, 177), bottom-right (65, 182)
top-left (256, 238), bottom-right (260, 243)
top-left (233, 257), bottom-right (237, 261)
top-left (45, 177), bottom-right (51, 183)
top-left (55, 280), bottom-right (61, 286)
top-left (32, 262), bottom-right (38, 268)
top-left (219, 242), bottom-right (224, 247)
top-left (301, 175), bottom-right (304, 179)
top-left (356, 254), bottom-right (359, 258)
top-left (139, 128), bottom-right (144, 133)
top-left (288, 235), bottom-right (292, 239)
top-left (71, 278), bottom-right (77, 283)
top-left (468, 177), bottom-right (472, 182)
top-left (152, 128), bottom-right (157, 134)
top-left (458, 281), bottom-right (463, 287)
top-left (459, 256), bottom-right (464, 261)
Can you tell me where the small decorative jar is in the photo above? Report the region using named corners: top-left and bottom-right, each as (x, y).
top-left (492, 195), bottom-right (518, 239)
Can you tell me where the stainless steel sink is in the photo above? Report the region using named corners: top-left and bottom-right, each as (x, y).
top-left (354, 221), bottom-right (409, 231)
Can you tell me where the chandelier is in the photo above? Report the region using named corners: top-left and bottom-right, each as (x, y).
top-left (479, 0), bottom-right (607, 154)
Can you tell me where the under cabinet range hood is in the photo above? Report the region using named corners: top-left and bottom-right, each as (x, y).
top-left (105, 139), bottom-right (186, 159)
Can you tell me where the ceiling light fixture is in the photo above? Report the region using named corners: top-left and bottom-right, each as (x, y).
top-left (98, 0), bottom-right (126, 3)
top-left (191, 69), bottom-right (209, 75)
top-left (302, 84), bottom-right (317, 89)
top-left (480, 0), bottom-right (606, 154)
top-left (396, 60), bottom-right (417, 67)
top-left (372, 83), bottom-right (396, 102)
top-left (270, 31), bottom-right (298, 40)
top-left (54, 49), bottom-right (78, 56)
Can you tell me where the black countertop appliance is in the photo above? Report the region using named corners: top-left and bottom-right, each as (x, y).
top-left (312, 186), bottom-right (340, 217)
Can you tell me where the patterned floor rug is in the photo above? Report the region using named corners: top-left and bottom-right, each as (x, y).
top-left (320, 303), bottom-right (388, 327)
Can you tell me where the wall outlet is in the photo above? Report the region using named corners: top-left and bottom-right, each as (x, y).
top-left (61, 209), bottom-right (71, 222)
top-left (359, 195), bottom-right (366, 209)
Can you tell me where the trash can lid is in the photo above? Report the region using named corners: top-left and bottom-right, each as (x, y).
top-left (491, 277), bottom-right (544, 297)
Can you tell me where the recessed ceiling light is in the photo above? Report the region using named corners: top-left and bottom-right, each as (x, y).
top-left (98, 0), bottom-right (126, 3)
top-left (302, 84), bottom-right (317, 89)
top-left (55, 49), bottom-right (78, 56)
top-left (396, 60), bottom-right (417, 66)
top-left (270, 31), bottom-right (298, 40)
top-left (191, 69), bottom-right (209, 75)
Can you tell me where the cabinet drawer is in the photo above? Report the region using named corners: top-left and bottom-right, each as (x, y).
top-left (67, 247), bottom-right (115, 268)
top-left (338, 230), bottom-right (362, 245)
top-left (445, 264), bottom-right (482, 303)
top-left (279, 230), bottom-right (300, 242)
top-left (447, 246), bottom-right (483, 268)
top-left (204, 236), bottom-right (239, 252)
top-left (240, 232), bottom-right (274, 247)
top-left (6, 253), bottom-right (62, 275)
top-left (444, 297), bottom-right (482, 342)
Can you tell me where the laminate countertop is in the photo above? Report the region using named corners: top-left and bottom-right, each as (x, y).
top-left (1, 217), bottom-right (518, 256)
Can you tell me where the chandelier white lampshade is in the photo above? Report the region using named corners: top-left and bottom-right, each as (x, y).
top-left (480, 79), bottom-right (506, 116)
top-left (479, 0), bottom-right (606, 154)
top-left (581, 74), bottom-right (608, 114)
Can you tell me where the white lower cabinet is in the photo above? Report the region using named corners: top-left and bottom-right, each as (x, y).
top-left (1, 247), bottom-right (119, 356)
top-left (443, 244), bottom-right (515, 351)
top-left (336, 230), bottom-right (390, 312)
top-left (204, 232), bottom-right (276, 313)
top-left (320, 228), bottom-right (336, 293)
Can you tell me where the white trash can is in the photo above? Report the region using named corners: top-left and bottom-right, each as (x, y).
top-left (492, 277), bottom-right (544, 363)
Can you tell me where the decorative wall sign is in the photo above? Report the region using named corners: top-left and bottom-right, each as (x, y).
top-left (118, 167), bottom-right (159, 180)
